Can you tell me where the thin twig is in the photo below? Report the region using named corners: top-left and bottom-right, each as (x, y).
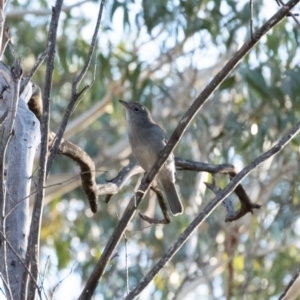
top-left (116, 213), bottom-right (129, 295)
top-left (46, 0), bottom-right (106, 176)
top-left (124, 119), bottom-right (300, 300)
top-left (39, 256), bottom-right (50, 300)
top-left (125, 235), bottom-right (129, 295)
top-left (0, 231), bottom-right (40, 293)
top-left (51, 263), bottom-right (77, 300)
top-left (275, 0), bottom-right (300, 26)
top-left (23, 50), bottom-right (49, 88)
top-left (78, 2), bottom-right (300, 299)
top-left (0, 27), bottom-right (11, 60)
top-left (22, 1), bottom-right (63, 299)
top-left (0, 287), bottom-right (8, 299)
top-left (128, 225), bottom-right (154, 240)
top-left (250, 0), bottom-right (254, 40)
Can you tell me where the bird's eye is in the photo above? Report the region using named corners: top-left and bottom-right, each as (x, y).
top-left (134, 108), bottom-right (139, 112)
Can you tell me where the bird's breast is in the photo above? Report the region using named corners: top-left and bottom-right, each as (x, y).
top-left (127, 122), bottom-right (174, 173)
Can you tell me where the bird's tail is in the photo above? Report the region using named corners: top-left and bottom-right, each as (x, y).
top-left (161, 180), bottom-right (183, 216)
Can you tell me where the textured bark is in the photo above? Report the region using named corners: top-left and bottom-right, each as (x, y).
top-left (4, 90), bottom-right (41, 299)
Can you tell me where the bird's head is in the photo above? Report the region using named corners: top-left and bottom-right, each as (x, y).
top-left (119, 100), bottom-right (153, 125)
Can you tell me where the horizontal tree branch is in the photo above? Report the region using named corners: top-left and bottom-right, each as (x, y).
top-left (101, 159), bottom-right (259, 221)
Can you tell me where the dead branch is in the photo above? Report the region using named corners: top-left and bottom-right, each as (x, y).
top-left (49, 131), bottom-right (99, 212)
top-left (204, 182), bottom-right (236, 221)
top-left (23, 51), bottom-right (49, 88)
top-left (99, 163), bottom-right (144, 202)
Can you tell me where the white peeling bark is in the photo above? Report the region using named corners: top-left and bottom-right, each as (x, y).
top-left (3, 84), bottom-right (41, 299)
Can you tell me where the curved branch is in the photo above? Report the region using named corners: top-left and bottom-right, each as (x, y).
top-left (49, 132), bottom-right (98, 213)
top-left (98, 163), bottom-right (143, 197)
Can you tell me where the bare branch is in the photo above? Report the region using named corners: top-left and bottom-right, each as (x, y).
top-left (39, 256), bottom-right (50, 300)
top-left (51, 131), bottom-right (99, 212)
top-left (279, 268), bottom-right (300, 300)
top-left (124, 235), bottom-right (129, 296)
top-left (275, 0), bottom-right (300, 26)
top-left (50, 263), bottom-right (76, 300)
top-left (22, 50), bottom-right (49, 88)
top-left (23, 1), bottom-right (63, 299)
top-left (0, 27), bottom-right (10, 60)
top-left (78, 2), bottom-right (299, 298)
top-left (46, 0), bottom-right (106, 176)
top-left (204, 182), bottom-right (235, 221)
top-left (124, 119), bottom-right (300, 300)
top-left (99, 163), bottom-right (144, 199)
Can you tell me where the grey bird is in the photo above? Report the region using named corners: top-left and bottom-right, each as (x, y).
top-left (119, 100), bottom-right (183, 215)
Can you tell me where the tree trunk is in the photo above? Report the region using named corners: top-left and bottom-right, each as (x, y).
top-left (0, 83), bottom-right (40, 299)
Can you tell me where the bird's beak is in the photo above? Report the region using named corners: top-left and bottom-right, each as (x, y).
top-left (119, 100), bottom-right (129, 108)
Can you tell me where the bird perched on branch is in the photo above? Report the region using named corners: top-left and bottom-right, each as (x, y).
top-left (119, 100), bottom-right (183, 215)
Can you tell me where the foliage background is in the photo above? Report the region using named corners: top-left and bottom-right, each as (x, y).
top-left (2, 0), bottom-right (300, 299)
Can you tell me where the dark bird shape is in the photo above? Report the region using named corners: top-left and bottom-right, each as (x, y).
top-left (120, 100), bottom-right (183, 215)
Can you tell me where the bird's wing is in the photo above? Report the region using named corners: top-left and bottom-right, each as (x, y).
top-left (150, 124), bottom-right (174, 163)
top-left (151, 124), bottom-right (168, 144)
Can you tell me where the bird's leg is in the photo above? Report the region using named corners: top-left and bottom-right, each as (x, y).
top-left (139, 185), bottom-right (171, 224)
top-left (135, 172), bottom-right (147, 207)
